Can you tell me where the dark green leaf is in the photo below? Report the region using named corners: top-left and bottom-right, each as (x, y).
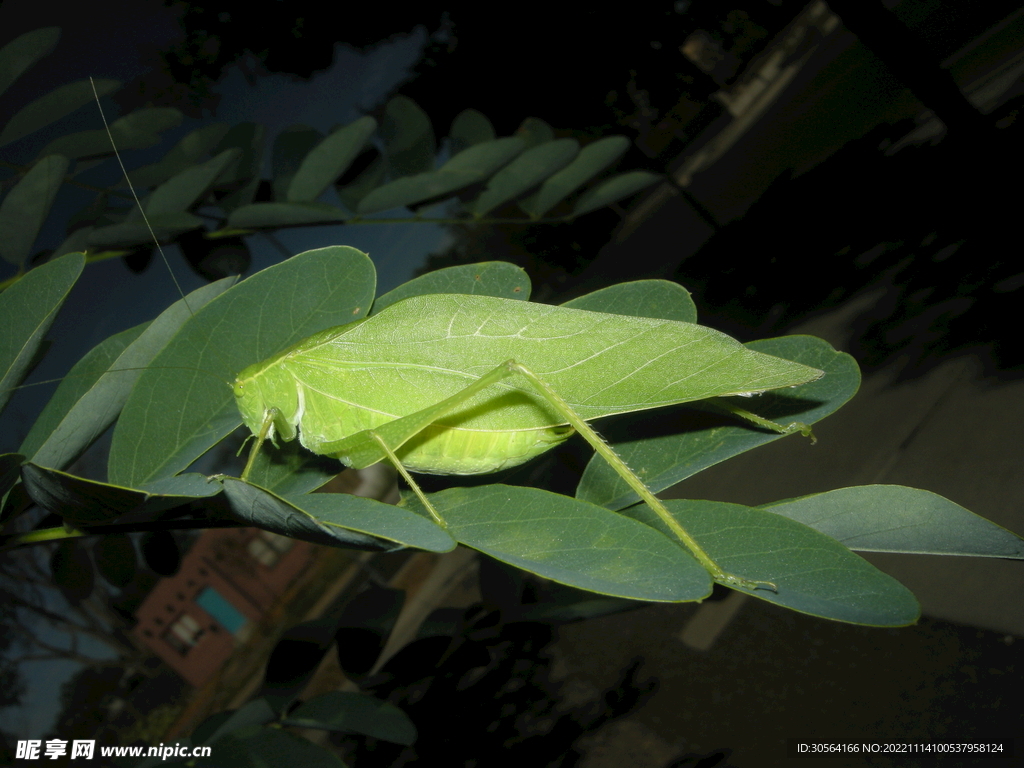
top-left (40, 107), bottom-right (182, 161)
top-left (126, 123), bottom-right (231, 188)
top-left (284, 691), bottom-right (416, 745)
top-left (572, 170), bottom-right (661, 217)
top-left (221, 478), bottom-right (455, 552)
top-left (88, 212), bottom-right (204, 248)
top-left (562, 278), bottom-right (697, 323)
top-left (372, 260), bottom-right (531, 314)
top-left (93, 533), bottom-right (136, 588)
top-left (425, 485), bottom-right (712, 601)
top-left (108, 246), bottom-right (375, 486)
top-left (0, 252), bottom-right (84, 417)
top-left (625, 499), bottom-right (921, 626)
top-left (21, 464), bottom-right (221, 525)
top-left (380, 96), bottom-right (434, 177)
top-left (0, 28), bottom-right (60, 98)
top-left (146, 149), bottom-right (241, 216)
top-left (469, 139), bottom-right (579, 216)
top-left (577, 335), bottom-right (860, 510)
top-left (194, 699), bottom-right (276, 745)
top-left (272, 124), bottom-right (324, 201)
top-left (0, 453), bottom-right (23, 499)
top-left (519, 135), bottom-right (631, 217)
top-left (763, 485), bottom-right (1024, 558)
top-left (0, 155), bottom-right (70, 266)
top-left (51, 539), bottom-right (94, 602)
top-left (356, 137), bottom-right (524, 214)
top-left (21, 278), bottom-right (234, 469)
top-left (0, 78), bottom-right (119, 148)
top-left (287, 116), bottom-right (376, 202)
top-left (449, 108), bottom-right (495, 155)
top-left (516, 117), bottom-right (555, 148)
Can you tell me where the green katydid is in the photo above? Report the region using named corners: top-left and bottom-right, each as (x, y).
top-left (79, 78), bottom-right (822, 593)
top-left (232, 291), bottom-right (823, 591)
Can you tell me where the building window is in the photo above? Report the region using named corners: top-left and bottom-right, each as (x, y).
top-left (163, 613), bottom-right (204, 656)
top-left (195, 586), bottom-right (247, 635)
top-left (246, 531), bottom-right (294, 568)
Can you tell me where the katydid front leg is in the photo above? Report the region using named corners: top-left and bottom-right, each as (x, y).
top-left (316, 359), bottom-right (784, 593)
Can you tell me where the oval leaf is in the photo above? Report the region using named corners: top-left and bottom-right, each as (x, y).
top-left (108, 246), bottom-right (375, 487)
top-left (763, 485), bottom-right (1024, 558)
top-left (287, 116), bottom-right (376, 202)
top-left (0, 252), bottom-right (84, 417)
top-left (221, 477), bottom-right (454, 552)
top-left (93, 533), bottom-right (137, 589)
top-left (284, 691), bottom-right (416, 745)
top-left (371, 261), bottom-right (531, 314)
top-left (146, 149), bottom-right (241, 216)
top-left (572, 170), bottom-right (661, 217)
top-left (21, 463), bottom-right (220, 525)
top-left (0, 28), bottom-right (60, 98)
top-left (627, 499), bottom-right (921, 626)
top-left (520, 135), bottom-right (631, 217)
top-left (0, 78), bottom-right (119, 148)
top-left (578, 335), bottom-right (859, 510)
top-left (21, 278), bottom-right (234, 469)
top-left (381, 95), bottom-right (434, 177)
top-left (0, 154), bottom-right (70, 266)
top-left (562, 278), bottom-right (697, 323)
top-left (426, 485), bottom-right (712, 601)
top-left (449, 108), bottom-right (495, 155)
top-left (469, 138), bottom-right (580, 216)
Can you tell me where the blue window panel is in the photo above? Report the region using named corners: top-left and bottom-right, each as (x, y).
top-left (196, 586), bottom-right (247, 635)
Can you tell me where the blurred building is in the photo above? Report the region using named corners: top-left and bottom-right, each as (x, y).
top-left (132, 528), bottom-right (315, 687)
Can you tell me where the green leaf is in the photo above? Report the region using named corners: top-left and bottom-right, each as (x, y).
top-left (235, 438), bottom-right (340, 497)
top-left (204, 725), bottom-right (347, 768)
top-left (227, 201), bottom-right (349, 229)
top-left (0, 78), bottom-right (119, 148)
top-left (221, 478), bottom-right (454, 552)
top-left (577, 335), bottom-right (859, 510)
top-left (516, 117), bottom-right (555, 148)
top-left (20, 278), bottom-right (235, 469)
top-left (449, 108), bottom-right (495, 154)
top-left (0, 252), bottom-right (84, 417)
top-left (572, 170), bottom-right (661, 217)
top-left (519, 135), bottom-right (631, 217)
top-left (194, 699), bottom-right (276, 745)
top-left (146, 149), bottom-right (241, 216)
top-left (20, 464), bottom-right (220, 525)
top-left (625, 499), bottom-right (921, 626)
top-left (287, 116), bottom-right (376, 202)
top-left (87, 212), bottom-right (204, 248)
top-left (51, 539), bottom-right (93, 602)
top-left (469, 138), bottom-right (580, 216)
top-left (0, 155), bottom-right (70, 266)
top-left (356, 137), bottom-right (524, 214)
top-left (371, 260), bottom-right (531, 314)
top-left (380, 95), bottom-right (434, 177)
top-left (211, 122), bottom-right (265, 188)
top-left (0, 453), bottom-right (23, 500)
top-left (283, 691), bottom-right (416, 744)
top-left (109, 246), bottom-right (376, 486)
top-left (426, 485), bottom-right (712, 601)
top-left (124, 123), bottom-right (231, 188)
top-left (335, 153), bottom-right (385, 211)
top-left (763, 485), bottom-right (1024, 558)
top-left (40, 107), bottom-right (183, 161)
top-left (562, 278), bottom-right (697, 323)
top-left (271, 124), bottom-right (324, 201)
top-left (93, 533), bottom-right (137, 589)
top-left (0, 28), bottom-right (60, 99)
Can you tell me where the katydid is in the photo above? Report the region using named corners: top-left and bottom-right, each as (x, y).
top-left (83, 77), bottom-right (822, 593)
top-left (233, 293), bottom-right (823, 591)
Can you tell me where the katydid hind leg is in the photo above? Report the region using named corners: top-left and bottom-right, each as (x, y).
top-left (321, 359), bottom-right (776, 592)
